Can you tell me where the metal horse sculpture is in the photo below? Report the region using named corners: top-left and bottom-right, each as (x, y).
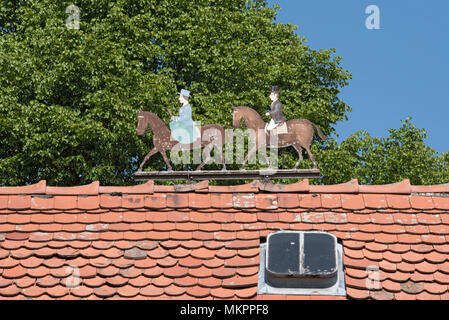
top-left (232, 106), bottom-right (328, 169)
top-left (137, 110), bottom-right (226, 171)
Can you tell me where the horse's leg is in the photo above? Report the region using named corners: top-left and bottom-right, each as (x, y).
top-left (220, 144), bottom-right (226, 171)
top-left (161, 149), bottom-right (173, 171)
top-left (292, 143), bottom-right (304, 169)
top-left (196, 143), bottom-right (213, 171)
top-left (258, 134), bottom-right (270, 166)
top-left (241, 144), bottom-right (257, 170)
top-left (295, 123), bottom-right (316, 168)
top-left (259, 144), bottom-right (270, 166)
top-left (138, 147), bottom-right (158, 171)
top-left (216, 128), bottom-right (226, 171)
top-left (304, 144), bottom-right (317, 168)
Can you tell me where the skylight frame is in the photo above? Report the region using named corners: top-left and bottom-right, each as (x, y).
top-left (257, 231), bottom-right (346, 296)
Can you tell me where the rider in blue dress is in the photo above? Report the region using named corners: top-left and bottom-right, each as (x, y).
top-left (169, 89), bottom-right (199, 144)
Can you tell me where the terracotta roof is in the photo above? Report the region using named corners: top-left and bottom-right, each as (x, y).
top-left (0, 178), bottom-right (448, 300)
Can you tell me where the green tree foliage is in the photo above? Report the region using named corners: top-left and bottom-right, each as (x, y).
top-left (1, 1), bottom-right (446, 186)
top-left (312, 118), bottom-right (449, 185)
top-left (0, 0), bottom-right (350, 185)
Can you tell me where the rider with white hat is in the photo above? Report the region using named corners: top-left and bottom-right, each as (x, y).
top-left (169, 89), bottom-right (199, 144)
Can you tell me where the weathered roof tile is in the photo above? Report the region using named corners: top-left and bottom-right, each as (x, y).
top-left (0, 179), bottom-right (448, 300)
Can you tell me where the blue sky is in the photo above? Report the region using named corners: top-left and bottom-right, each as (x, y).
top-left (267, 0), bottom-right (449, 153)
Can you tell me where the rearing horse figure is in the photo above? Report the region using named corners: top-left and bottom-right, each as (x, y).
top-left (137, 110), bottom-right (226, 171)
top-left (232, 106), bottom-right (328, 169)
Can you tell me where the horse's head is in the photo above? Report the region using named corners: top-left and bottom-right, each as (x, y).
top-left (136, 109), bottom-right (147, 135)
top-left (232, 106), bottom-right (265, 130)
top-left (137, 110), bottom-right (167, 136)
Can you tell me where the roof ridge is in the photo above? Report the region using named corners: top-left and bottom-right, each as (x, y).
top-left (0, 178), bottom-right (448, 196)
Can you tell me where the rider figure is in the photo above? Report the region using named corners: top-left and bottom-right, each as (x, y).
top-left (169, 89), bottom-right (199, 144)
top-left (265, 86), bottom-right (286, 132)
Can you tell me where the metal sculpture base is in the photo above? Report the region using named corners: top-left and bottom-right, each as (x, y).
top-left (134, 168), bottom-right (320, 182)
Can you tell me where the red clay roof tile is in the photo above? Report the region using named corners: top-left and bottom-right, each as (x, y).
top-left (99, 195), bottom-right (122, 209)
top-left (173, 181), bottom-right (209, 193)
top-left (323, 211), bottom-right (348, 224)
top-left (31, 196), bottom-right (55, 210)
top-left (421, 234), bottom-right (447, 244)
top-left (127, 275), bottom-right (151, 287)
top-left (363, 194), bottom-right (388, 209)
top-left (164, 283), bottom-right (186, 296)
top-left (340, 194), bottom-right (365, 210)
top-left (362, 248), bottom-right (383, 261)
top-left (1, 179), bottom-right (449, 300)
top-left (276, 193), bottom-right (300, 208)
top-left (346, 212), bottom-right (371, 224)
top-left (386, 195), bottom-right (411, 210)
top-left (174, 276), bottom-right (198, 287)
top-left (100, 181), bottom-right (154, 195)
top-left (209, 193), bottom-right (233, 208)
top-left (189, 193), bottom-right (211, 209)
top-left (234, 286), bottom-right (257, 299)
top-left (346, 287), bottom-right (370, 299)
top-left (157, 256), bottom-right (178, 268)
top-left (393, 213), bottom-right (418, 225)
top-left (345, 267), bottom-right (369, 280)
top-left (166, 194), bottom-right (189, 209)
top-left (232, 193), bottom-right (256, 209)
top-left (121, 195), bottom-right (145, 209)
top-left (53, 195), bottom-right (78, 210)
top-left (143, 230), bottom-right (167, 241)
top-left (210, 286), bottom-right (234, 299)
top-left (190, 247), bottom-right (214, 260)
top-left (77, 196), bottom-right (100, 210)
top-left (311, 179), bottom-right (359, 194)
top-left (71, 285), bottom-right (94, 298)
top-left (169, 230), bottom-right (192, 240)
top-left (5, 232), bottom-right (29, 241)
top-left (401, 280), bottom-right (424, 294)
top-left (380, 224), bottom-right (405, 234)
top-left (382, 251), bottom-right (401, 263)
top-left (360, 179), bottom-right (411, 194)
top-left (320, 194), bottom-right (342, 209)
top-left (47, 182), bottom-right (99, 196)
top-left (298, 194), bottom-right (321, 208)
top-left (116, 284), bottom-right (140, 297)
top-left (143, 194), bottom-right (166, 209)
top-left (0, 284), bottom-right (23, 297)
top-left (139, 285), bottom-right (163, 297)
top-left (1, 181), bottom-right (46, 195)
top-left (410, 196), bottom-right (435, 210)
top-left (433, 197), bottom-right (449, 210)
top-left (416, 213), bottom-right (441, 226)
top-left (0, 197), bottom-right (7, 210)
top-left (8, 195), bottom-right (31, 210)
top-left (411, 184), bottom-right (449, 194)
top-left (167, 211), bottom-right (190, 223)
top-left (188, 266), bottom-right (213, 278)
top-left (434, 271), bottom-right (449, 284)
top-left (209, 182), bottom-right (259, 194)
top-left (344, 247), bottom-right (364, 260)
top-left (16, 276), bottom-right (36, 289)
top-left (186, 285), bottom-right (210, 298)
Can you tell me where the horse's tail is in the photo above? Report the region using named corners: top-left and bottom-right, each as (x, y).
top-left (312, 123), bottom-right (328, 140)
